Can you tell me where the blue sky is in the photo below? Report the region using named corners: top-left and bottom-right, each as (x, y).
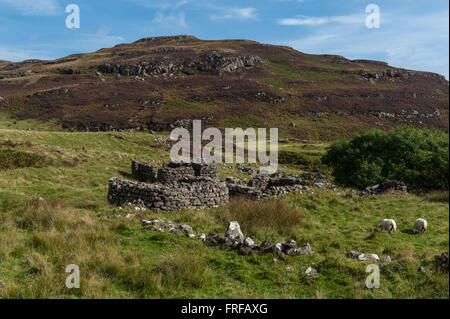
top-left (0, 0), bottom-right (448, 78)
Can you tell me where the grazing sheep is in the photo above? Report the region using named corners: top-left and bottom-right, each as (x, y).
top-left (414, 218), bottom-right (428, 233)
top-left (380, 219), bottom-right (397, 233)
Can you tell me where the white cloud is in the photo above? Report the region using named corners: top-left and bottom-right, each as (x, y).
top-left (0, 0), bottom-right (61, 16)
top-left (282, 10), bottom-right (449, 78)
top-left (0, 46), bottom-right (52, 61)
top-left (131, 0), bottom-right (189, 10)
top-left (278, 14), bottom-right (364, 26)
top-left (211, 7), bottom-right (257, 20)
top-left (153, 12), bottom-right (188, 28)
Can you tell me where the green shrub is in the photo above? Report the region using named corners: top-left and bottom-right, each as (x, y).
top-left (322, 127), bottom-right (449, 190)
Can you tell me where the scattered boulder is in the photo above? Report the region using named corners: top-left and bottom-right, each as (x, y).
top-left (295, 243), bottom-right (313, 255)
top-left (239, 247), bottom-right (253, 256)
top-left (435, 252), bottom-right (449, 271)
top-left (276, 249), bottom-right (286, 261)
top-left (349, 251), bottom-right (380, 261)
top-left (259, 240), bottom-right (274, 254)
top-left (243, 237), bottom-right (257, 249)
top-left (178, 224), bottom-right (194, 234)
top-left (305, 267), bottom-right (319, 277)
top-left (283, 239), bottom-right (297, 255)
top-left (381, 256), bottom-right (392, 263)
top-left (226, 221), bottom-right (245, 244)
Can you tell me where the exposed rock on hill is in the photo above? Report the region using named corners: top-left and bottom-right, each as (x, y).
top-left (0, 35), bottom-right (448, 138)
top-left (98, 51), bottom-right (263, 76)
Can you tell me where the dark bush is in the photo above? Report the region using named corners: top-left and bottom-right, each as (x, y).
top-left (321, 127), bottom-right (449, 190)
top-left (0, 150), bottom-right (46, 170)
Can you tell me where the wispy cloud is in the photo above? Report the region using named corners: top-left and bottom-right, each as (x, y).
top-left (210, 7), bottom-right (258, 20)
top-left (153, 12), bottom-right (188, 28)
top-left (278, 14), bottom-right (364, 26)
top-left (130, 0), bottom-right (189, 10)
top-left (0, 46), bottom-right (52, 61)
top-left (282, 10), bottom-right (449, 78)
top-left (0, 0), bottom-right (61, 16)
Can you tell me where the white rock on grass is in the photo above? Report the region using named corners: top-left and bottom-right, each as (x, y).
top-left (358, 253), bottom-right (379, 261)
top-left (305, 267), bottom-right (319, 277)
top-left (226, 221), bottom-right (245, 243)
top-left (243, 237), bottom-right (256, 249)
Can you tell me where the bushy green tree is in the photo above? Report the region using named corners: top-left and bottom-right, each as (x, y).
top-left (322, 127), bottom-right (449, 190)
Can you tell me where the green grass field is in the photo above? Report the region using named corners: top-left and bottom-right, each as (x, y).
top-left (0, 126), bottom-right (448, 299)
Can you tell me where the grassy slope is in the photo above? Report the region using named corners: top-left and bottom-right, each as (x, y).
top-left (0, 127), bottom-right (448, 299)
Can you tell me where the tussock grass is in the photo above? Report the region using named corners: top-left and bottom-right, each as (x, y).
top-left (424, 191), bottom-right (449, 203)
top-left (155, 249), bottom-right (212, 290)
top-left (217, 197), bottom-right (304, 239)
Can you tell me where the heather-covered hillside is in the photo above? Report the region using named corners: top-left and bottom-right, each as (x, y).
top-left (0, 35), bottom-right (448, 140)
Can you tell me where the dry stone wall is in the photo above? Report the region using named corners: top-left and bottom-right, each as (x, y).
top-left (108, 176), bottom-right (228, 211)
top-left (131, 160), bottom-right (158, 182)
top-left (131, 160), bottom-right (219, 183)
top-left (110, 161), bottom-right (225, 211)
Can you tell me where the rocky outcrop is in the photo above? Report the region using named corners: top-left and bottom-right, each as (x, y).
top-left (98, 51), bottom-right (264, 76)
top-left (133, 35), bottom-right (198, 43)
top-left (26, 86), bottom-right (76, 98)
top-left (359, 69), bottom-right (446, 81)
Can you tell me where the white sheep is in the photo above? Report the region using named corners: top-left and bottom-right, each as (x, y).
top-left (414, 218), bottom-right (428, 233)
top-left (380, 219), bottom-right (397, 233)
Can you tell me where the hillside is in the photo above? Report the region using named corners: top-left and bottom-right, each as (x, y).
top-left (0, 35), bottom-right (448, 140)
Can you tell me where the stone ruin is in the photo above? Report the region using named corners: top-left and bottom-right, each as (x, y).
top-left (108, 160), bottom-right (331, 211)
top-left (108, 161), bottom-right (227, 211)
top-left (226, 175), bottom-right (309, 199)
top-left (357, 180), bottom-right (407, 196)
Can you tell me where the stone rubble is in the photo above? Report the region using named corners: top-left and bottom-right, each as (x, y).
top-left (356, 180), bottom-right (407, 196)
top-left (141, 219), bottom-right (313, 260)
top-left (435, 252), bottom-right (449, 271)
